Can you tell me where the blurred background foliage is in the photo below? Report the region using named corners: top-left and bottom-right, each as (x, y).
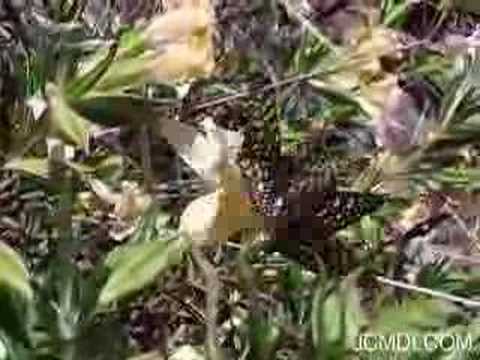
top-left (1, 0), bottom-right (480, 359)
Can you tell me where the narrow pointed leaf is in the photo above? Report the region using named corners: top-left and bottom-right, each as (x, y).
top-left (0, 242), bottom-right (33, 301)
top-left (91, 53), bottom-right (155, 94)
top-left (66, 41), bottom-right (119, 99)
top-left (46, 83), bottom-right (92, 151)
top-left (71, 95), bottom-right (159, 127)
top-left (4, 157), bottom-right (49, 179)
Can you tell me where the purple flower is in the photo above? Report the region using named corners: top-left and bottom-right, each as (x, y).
top-left (375, 86), bottom-right (423, 153)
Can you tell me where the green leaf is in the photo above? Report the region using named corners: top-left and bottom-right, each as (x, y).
top-left (65, 161), bottom-right (96, 175)
top-left (64, 153), bottom-right (125, 183)
top-left (0, 242), bottom-right (33, 301)
top-left (4, 157), bottom-right (49, 178)
top-left (46, 83), bottom-right (92, 151)
top-left (71, 95), bottom-right (159, 127)
top-left (30, 257), bottom-right (107, 356)
top-left (0, 330), bottom-right (31, 360)
top-left (83, 154), bottom-right (124, 182)
top-left (91, 53), bottom-right (155, 95)
top-left (66, 41), bottom-right (119, 99)
top-left (327, 281), bottom-right (366, 344)
top-left (354, 215), bottom-right (385, 246)
top-left (0, 338), bottom-right (6, 360)
top-left (370, 299), bottom-right (457, 334)
top-left (66, 30), bottom-right (148, 98)
top-left (66, 155), bottom-right (124, 177)
top-left (382, 1), bottom-right (410, 27)
top-left (117, 28), bottom-right (148, 59)
top-left (312, 276), bottom-right (367, 357)
top-left (453, 0), bottom-right (480, 14)
top-left (98, 236), bottom-right (188, 306)
top-left (129, 206), bottom-right (176, 245)
top-left (293, 33), bottom-right (331, 73)
top-left (412, 166), bottom-right (480, 192)
top-left (248, 317), bottom-right (282, 360)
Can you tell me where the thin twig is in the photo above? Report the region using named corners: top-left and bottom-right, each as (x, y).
top-left (192, 70), bottom-right (324, 110)
top-left (141, 85), bottom-right (155, 190)
top-left (140, 124), bottom-right (153, 190)
top-left (191, 40), bottom-right (428, 112)
top-left (375, 275), bottom-right (480, 309)
top-left (161, 291), bottom-right (207, 324)
top-left (191, 244), bottom-right (223, 360)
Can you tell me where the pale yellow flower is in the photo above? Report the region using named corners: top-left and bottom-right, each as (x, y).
top-left (179, 164), bottom-right (263, 246)
top-left (321, 26), bottom-right (403, 118)
top-left (155, 112), bottom-right (263, 246)
top-left (89, 179), bottom-right (152, 221)
top-left (142, 0), bottom-right (215, 82)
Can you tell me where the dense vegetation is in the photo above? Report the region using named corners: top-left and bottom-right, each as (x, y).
top-left (1, 1), bottom-right (480, 359)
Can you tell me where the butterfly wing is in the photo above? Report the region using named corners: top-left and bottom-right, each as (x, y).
top-left (178, 81), bottom-right (387, 273)
top-left (268, 180), bottom-right (386, 273)
top-left (181, 80), bottom-right (283, 216)
top-left (236, 93), bottom-right (281, 216)
top-left (311, 191), bottom-right (386, 235)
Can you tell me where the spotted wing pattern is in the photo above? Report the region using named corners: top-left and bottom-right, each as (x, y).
top-left (179, 80), bottom-right (281, 216)
top-left (177, 80), bottom-right (387, 271)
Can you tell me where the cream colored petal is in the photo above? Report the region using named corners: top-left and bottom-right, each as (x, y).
top-left (141, 0), bottom-right (215, 83)
top-left (165, 0), bottom-right (211, 11)
top-left (158, 117), bottom-right (224, 189)
top-left (147, 40), bottom-right (214, 82)
top-left (114, 190), bottom-right (152, 220)
top-left (89, 179), bottom-right (151, 221)
top-left (179, 164), bottom-right (263, 246)
top-left (179, 191), bottom-right (220, 245)
top-left (143, 6), bottom-right (211, 45)
top-left (156, 115), bottom-right (242, 190)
